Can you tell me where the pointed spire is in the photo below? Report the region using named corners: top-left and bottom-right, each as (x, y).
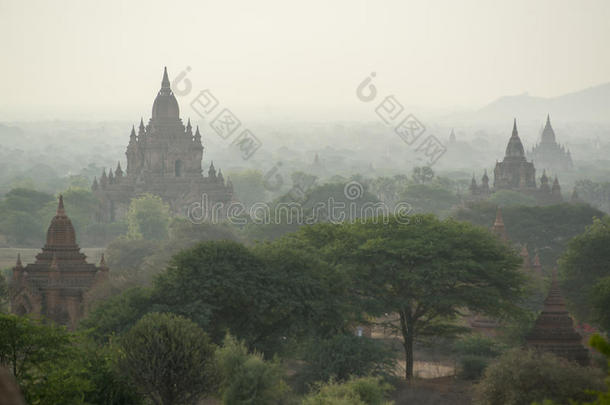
top-left (16, 253), bottom-right (23, 268)
top-left (217, 168), bottom-right (224, 184)
top-left (100, 169), bottom-right (108, 188)
top-left (108, 168), bottom-right (114, 184)
top-left (505, 118), bottom-right (525, 158)
top-left (57, 194), bottom-right (65, 215)
top-left (208, 161), bottom-right (216, 178)
top-left (161, 66), bottom-right (170, 88)
top-left (92, 176), bottom-right (99, 191)
top-left (194, 125), bottom-right (201, 141)
top-left (115, 162), bottom-right (123, 177)
top-left (130, 125), bottom-right (136, 138)
top-left (546, 114), bottom-right (551, 127)
top-left (552, 176), bottom-right (561, 195)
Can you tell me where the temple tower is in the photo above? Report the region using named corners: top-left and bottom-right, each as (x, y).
top-left (525, 270), bottom-right (589, 365)
top-left (9, 196), bottom-right (108, 330)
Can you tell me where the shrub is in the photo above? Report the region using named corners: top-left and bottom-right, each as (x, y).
top-left (474, 348), bottom-right (605, 405)
top-left (458, 355), bottom-right (489, 380)
top-left (216, 335), bottom-right (291, 405)
top-left (300, 334), bottom-right (396, 384)
top-left (301, 377), bottom-right (394, 405)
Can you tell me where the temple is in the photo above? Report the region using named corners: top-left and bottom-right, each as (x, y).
top-left (470, 119), bottom-right (563, 205)
top-left (528, 115), bottom-right (573, 172)
top-left (9, 196), bottom-right (108, 330)
top-left (93, 67), bottom-right (233, 221)
top-left (526, 271), bottom-right (589, 365)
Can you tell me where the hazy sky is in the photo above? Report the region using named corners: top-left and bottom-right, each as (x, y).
top-left (1, 0), bottom-right (609, 121)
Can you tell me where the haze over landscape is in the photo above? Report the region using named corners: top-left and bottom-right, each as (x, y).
top-left (1, 1), bottom-right (610, 404)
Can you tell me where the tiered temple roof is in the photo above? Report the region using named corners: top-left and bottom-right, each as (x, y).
top-left (525, 270), bottom-right (589, 365)
top-left (10, 196), bottom-right (107, 330)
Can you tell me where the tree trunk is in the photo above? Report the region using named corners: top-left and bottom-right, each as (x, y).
top-left (399, 310), bottom-right (415, 379)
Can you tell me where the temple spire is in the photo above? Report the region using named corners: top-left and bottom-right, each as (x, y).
top-left (512, 118), bottom-right (518, 136)
top-left (161, 66), bottom-right (170, 88)
top-left (16, 253), bottom-right (22, 268)
top-left (57, 195), bottom-right (65, 215)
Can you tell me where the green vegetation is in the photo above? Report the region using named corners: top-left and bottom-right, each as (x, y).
top-left (474, 348), bottom-right (604, 405)
top-left (126, 194), bottom-right (171, 240)
top-left (302, 377), bottom-right (394, 405)
top-left (118, 312), bottom-right (218, 405)
top-left (559, 216), bottom-right (610, 325)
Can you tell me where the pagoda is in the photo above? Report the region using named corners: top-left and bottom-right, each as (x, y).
top-left (9, 196), bottom-right (108, 330)
top-left (93, 67), bottom-right (233, 221)
top-left (525, 270), bottom-right (589, 365)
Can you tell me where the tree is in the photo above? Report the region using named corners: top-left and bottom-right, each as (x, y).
top-left (0, 314), bottom-right (92, 404)
top-left (80, 287), bottom-right (153, 342)
top-left (0, 271), bottom-right (8, 312)
top-left (474, 348), bottom-right (604, 405)
top-left (454, 201), bottom-right (604, 266)
top-left (412, 166), bottom-right (434, 184)
top-left (152, 240), bottom-right (348, 353)
top-left (126, 194), bottom-right (171, 240)
top-left (590, 276), bottom-right (610, 332)
top-left (0, 314), bottom-right (72, 378)
top-left (399, 183), bottom-right (458, 216)
top-left (559, 216), bottom-right (610, 322)
top-left (297, 215), bottom-right (525, 379)
top-left (216, 335), bottom-right (290, 405)
top-left (118, 312), bottom-right (217, 405)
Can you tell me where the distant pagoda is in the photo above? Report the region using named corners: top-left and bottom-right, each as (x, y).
top-left (9, 196), bottom-right (108, 330)
top-left (470, 118), bottom-right (563, 205)
top-left (525, 271), bottom-right (589, 365)
top-left (92, 67), bottom-right (233, 222)
top-left (528, 115), bottom-right (573, 172)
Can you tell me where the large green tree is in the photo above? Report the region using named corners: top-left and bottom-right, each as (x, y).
top-left (559, 216), bottom-right (610, 323)
top-left (294, 215), bottom-right (525, 379)
top-left (152, 240), bottom-right (350, 353)
top-left (118, 312), bottom-right (217, 405)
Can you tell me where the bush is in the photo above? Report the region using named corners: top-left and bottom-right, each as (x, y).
top-left (458, 355), bottom-right (489, 380)
top-left (301, 377), bottom-right (394, 405)
top-left (474, 348), bottom-right (605, 405)
top-left (216, 335), bottom-right (291, 405)
top-left (300, 334), bottom-right (396, 384)
top-left (453, 335), bottom-right (507, 380)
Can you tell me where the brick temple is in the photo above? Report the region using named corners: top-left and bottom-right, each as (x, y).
top-left (525, 271), bottom-right (589, 365)
top-left (9, 196), bottom-right (108, 330)
top-left (92, 67), bottom-right (233, 222)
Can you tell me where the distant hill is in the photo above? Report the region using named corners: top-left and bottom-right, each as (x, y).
top-left (443, 82), bottom-right (610, 126)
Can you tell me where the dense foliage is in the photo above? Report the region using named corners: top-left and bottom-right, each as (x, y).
top-left (559, 216), bottom-right (610, 324)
